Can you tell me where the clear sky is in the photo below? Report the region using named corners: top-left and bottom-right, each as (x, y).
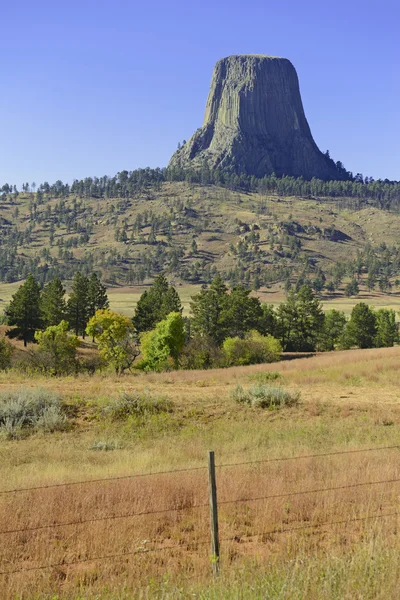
top-left (1, 0), bottom-right (399, 186)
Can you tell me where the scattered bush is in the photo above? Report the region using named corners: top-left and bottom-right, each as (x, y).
top-left (80, 353), bottom-right (106, 375)
top-left (0, 388), bottom-right (66, 439)
top-left (231, 384), bottom-right (300, 409)
top-left (223, 331), bottom-right (282, 366)
top-left (248, 371), bottom-right (281, 383)
top-left (90, 440), bottom-right (121, 451)
top-left (104, 391), bottom-right (174, 420)
top-left (0, 337), bottom-right (13, 370)
top-left (180, 336), bottom-right (225, 370)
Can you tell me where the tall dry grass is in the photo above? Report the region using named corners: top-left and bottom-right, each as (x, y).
top-left (2, 448), bottom-right (400, 597)
top-left (1, 346), bottom-right (400, 597)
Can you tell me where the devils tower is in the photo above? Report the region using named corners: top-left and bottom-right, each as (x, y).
top-left (169, 55), bottom-right (342, 180)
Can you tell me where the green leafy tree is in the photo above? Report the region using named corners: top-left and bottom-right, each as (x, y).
top-left (33, 320), bottom-right (80, 375)
top-left (318, 309), bottom-right (347, 351)
top-left (41, 277), bottom-right (67, 327)
top-left (67, 272), bottom-right (89, 336)
top-left (140, 312), bottom-right (185, 371)
top-left (343, 303), bottom-right (377, 349)
top-left (6, 275), bottom-right (42, 346)
top-left (374, 309), bottom-right (398, 347)
top-left (86, 309), bottom-right (139, 374)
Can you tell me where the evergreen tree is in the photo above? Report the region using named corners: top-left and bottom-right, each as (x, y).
top-left (343, 303), bottom-right (377, 349)
top-left (132, 290), bottom-right (155, 333)
top-left (344, 279), bottom-right (359, 297)
top-left (132, 273), bottom-right (181, 333)
top-left (41, 277), bottom-right (67, 327)
top-left (318, 309), bottom-right (347, 351)
top-left (220, 287), bottom-right (263, 338)
top-left (190, 276), bottom-right (228, 345)
top-left (277, 284), bottom-right (325, 351)
top-left (6, 274), bottom-right (42, 346)
top-left (374, 309), bottom-right (398, 347)
top-left (161, 286), bottom-right (182, 317)
top-left (87, 273), bottom-right (109, 318)
top-left (67, 272), bottom-right (89, 336)
top-left (259, 304), bottom-right (278, 337)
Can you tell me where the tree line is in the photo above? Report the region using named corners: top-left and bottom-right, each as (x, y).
top-left (5, 272), bottom-right (109, 346)
top-left (0, 273), bottom-right (398, 376)
top-left (2, 164), bottom-right (400, 210)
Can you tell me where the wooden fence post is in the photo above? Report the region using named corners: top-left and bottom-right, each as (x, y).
top-left (208, 450), bottom-right (220, 575)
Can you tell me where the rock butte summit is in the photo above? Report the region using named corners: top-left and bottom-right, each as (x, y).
top-left (169, 54), bottom-right (342, 180)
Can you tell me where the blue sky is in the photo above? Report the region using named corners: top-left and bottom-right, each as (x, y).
top-left (1, 0), bottom-right (399, 185)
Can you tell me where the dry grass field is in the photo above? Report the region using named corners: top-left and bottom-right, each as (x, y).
top-left (1, 347), bottom-right (400, 598)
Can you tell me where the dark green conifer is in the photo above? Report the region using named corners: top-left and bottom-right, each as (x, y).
top-left (7, 274), bottom-right (42, 346)
top-left (41, 277), bottom-right (67, 327)
top-left (67, 272), bottom-right (89, 336)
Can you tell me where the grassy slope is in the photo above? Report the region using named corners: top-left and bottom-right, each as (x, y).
top-left (2, 348), bottom-right (400, 597)
top-left (2, 182), bottom-right (400, 300)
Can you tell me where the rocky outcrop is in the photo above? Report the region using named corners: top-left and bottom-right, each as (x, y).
top-left (169, 55), bottom-right (342, 180)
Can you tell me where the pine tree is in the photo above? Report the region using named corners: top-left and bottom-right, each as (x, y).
top-left (161, 286), bottom-right (182, 318)
top-left (190, 276), bottom-right (229, 344)
top-left (132, 273), bottom-right (181, 333)
top-left (41, 277), bottom-right (67, 327)
top-left (87, 273), bottom-right (109, 319)
top-left (7, 274), bottom-right (42, 346)
top-left (67, 272), bottom-right (89, 336)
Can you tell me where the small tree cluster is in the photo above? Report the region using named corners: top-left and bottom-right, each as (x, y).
top-left (5, 272), bottom-right (109, 345)
top-left (132, 274), bottom-right (182, 333)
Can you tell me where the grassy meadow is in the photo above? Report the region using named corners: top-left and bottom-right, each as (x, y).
top-left (1, 347), bottom-right (400, 598)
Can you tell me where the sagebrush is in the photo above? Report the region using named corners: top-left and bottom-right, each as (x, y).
top-left (231, 383), bottom-right (300, 409)
top-left (0, 388), bottom-right (66, 439)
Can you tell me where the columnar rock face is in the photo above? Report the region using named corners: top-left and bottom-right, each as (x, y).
top-left (169, 55), bottom-right (341, 180)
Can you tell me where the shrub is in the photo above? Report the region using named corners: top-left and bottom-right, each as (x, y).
top-left (90, 440), bottom-right (121, 451)
top-left (140, 312), bottom-right (185, 371)
top-left (248, 371), bottom-right (281, 383)
top-left (104, 391), bottom-right (174, 420)
top-left (0, 388), bottom-right (66, 439)
top-left (32, 321), bottom-right (80, 375)
top-left (0, 337), bottom-right (13, 370)
top-left (80, 353), bottom-right (106, 375)
top-left (223, 331), bottom-right (282, 366)
top-left (180, 336), bottom-right (225, 370)
top-left (231, 384), bottom-right (300, 409)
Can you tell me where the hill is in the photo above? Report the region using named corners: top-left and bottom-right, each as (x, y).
top-left (1, 178), bottom-right (400, 307)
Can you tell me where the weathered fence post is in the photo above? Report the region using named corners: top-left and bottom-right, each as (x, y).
top-left (208, 450), bottom-right (220, 575)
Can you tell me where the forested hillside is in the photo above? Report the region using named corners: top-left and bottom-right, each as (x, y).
top-left (1, 169), bottom-right (400, 295)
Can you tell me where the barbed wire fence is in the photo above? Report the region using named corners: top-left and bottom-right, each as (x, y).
top-left (1, 444), bottom-right (400, 578)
